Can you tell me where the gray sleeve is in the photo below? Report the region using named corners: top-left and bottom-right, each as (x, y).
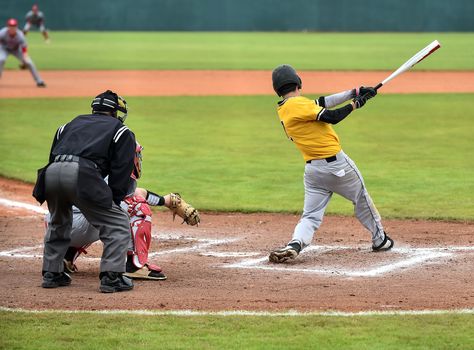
top-left (318, 89), bottom-right (356, 108)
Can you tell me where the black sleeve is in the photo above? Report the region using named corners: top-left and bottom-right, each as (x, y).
top-left (317, 104), bottom-right (353, 125)
top-left (109, 129), bottom-right (136, 204)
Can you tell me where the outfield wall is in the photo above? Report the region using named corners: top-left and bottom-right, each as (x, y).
top-left (1, 0), bottom-right (473, 32)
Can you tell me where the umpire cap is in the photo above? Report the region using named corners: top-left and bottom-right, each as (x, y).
top-left (91, 90), bottom-right (128, 122)
top-left (272, 64), bottom-right (302, 97)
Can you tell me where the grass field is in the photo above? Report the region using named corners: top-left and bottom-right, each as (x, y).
top-left (1, 31), bottom-right (473, 349)
top-left (1, 94), bottom-right (473, 219)
top-left (3, 32), bottom-right (474, 70)
top-left (1, 310), bottom-right (474, 350)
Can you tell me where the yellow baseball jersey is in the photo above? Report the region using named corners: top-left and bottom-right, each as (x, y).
top-left (277, 96), bottom-right (341, 161)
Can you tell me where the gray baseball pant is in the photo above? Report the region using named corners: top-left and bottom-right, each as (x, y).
top-left (290, 150), bottom-right (385, 248)
top-left (42, 161), bottom-right (130, 273)
top-left (0, 47), bottom-right (44, 84)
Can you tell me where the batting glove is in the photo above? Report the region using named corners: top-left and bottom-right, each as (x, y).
top-left (352, 93), bottom-right (372, 109)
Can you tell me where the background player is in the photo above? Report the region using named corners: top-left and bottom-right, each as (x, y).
top-left (269, 64), bottom-right (394, 263)
top-left (55, 143), bottom-right (200, 281)
top-left (23, 4), bottom-right (50, 43)
top-left (0, 18), bottom-right (46, 87)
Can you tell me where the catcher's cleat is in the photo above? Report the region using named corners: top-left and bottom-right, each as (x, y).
top-left (63, 259), bottom-right (78, 274)
top-left (269, 242), bottom-right (302, 263)
top-left (41, 271), bottom-right (72, 288)
top-left (124, 264), bottom-right (167, 281)
top-left (372, 233), bottom-right (394, 252)
top-left (99, 272), bottom-right (134, 293)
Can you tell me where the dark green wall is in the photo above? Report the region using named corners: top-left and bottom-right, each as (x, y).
top-left (1, 0), bottom-right (473, 31)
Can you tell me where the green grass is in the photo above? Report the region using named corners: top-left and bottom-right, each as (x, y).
top-left (1, 311), bottom-right (473, 350)
top-left (4, 32), bottom-right (474, 70)
top-left (0, 94), bottom-right (473, 219)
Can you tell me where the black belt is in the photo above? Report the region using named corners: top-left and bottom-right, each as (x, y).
top-left (306, 155), bottom-right (337, 164)
top-left (54, 154), bottom-right (80, 163)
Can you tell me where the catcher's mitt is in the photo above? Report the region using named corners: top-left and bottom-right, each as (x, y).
top-left (169, 193), bottom-right (200, 226)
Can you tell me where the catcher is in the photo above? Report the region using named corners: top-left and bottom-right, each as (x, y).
top-left (45, 142), bottom-right (200, 280)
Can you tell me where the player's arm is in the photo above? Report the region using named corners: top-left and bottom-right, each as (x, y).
top-left (315, 87), bottom-right (377, 124)
top-left (317, 87), bottom-right (377, 109)
top-left (135, 188), bottom-right (176, 208)
top-left (109, 129), bottom-right (136, 205)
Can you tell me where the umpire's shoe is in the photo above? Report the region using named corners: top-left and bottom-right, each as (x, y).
top-left (99, 272), bottom-right (134, 293)
top-left (41, 271), bottom-right (72, 288)
top-left (372, 232), bottom-right (394, 252)
top-left (269, 241), bottom-right (302, 263)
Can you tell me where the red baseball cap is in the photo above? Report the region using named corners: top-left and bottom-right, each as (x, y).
top-left (7, 18), bottom-right (18, 27)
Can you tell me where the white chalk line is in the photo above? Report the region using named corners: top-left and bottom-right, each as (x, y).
top-left (0, 198), bottom-right (48, 214)
top-left (223, 246), bottom-right (474, 277)
top-left (1, 306), bottom-right (473, 317)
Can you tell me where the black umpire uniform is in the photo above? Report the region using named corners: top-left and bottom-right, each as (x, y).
top-left (34, 90), bottom-right (136, 293)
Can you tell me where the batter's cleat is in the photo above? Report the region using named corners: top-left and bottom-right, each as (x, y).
top-left (37, 81), bottom-right (46, 87)
top-left (372, 233), bottom-right (394, 252)
top-left (269, 242), bottom-right (302, 263)
top-left (41, 271), bottom-right (72, 288)
top-left (99, 272), bottom-right (134, 293)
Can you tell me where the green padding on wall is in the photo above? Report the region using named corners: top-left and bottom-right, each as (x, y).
top-left (1, 0), bottom-right (473, 31)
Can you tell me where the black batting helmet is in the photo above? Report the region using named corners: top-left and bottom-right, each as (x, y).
top-left (272, 64), bottom-right (302, 97)
top-left (91, 90), bottom-right (128, 122)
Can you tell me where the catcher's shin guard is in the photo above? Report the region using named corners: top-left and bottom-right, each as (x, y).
top-left (124, 195), bottom-right (153, 269)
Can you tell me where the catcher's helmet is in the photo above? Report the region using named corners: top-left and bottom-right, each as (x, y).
top-left (131, 142), bottom-right (143, 180)
top-left (272, 64), bottom-right (302, 96)
top-left (91, 90), bottom-right (128, 122)
top-left (7, 18), bottom-right (18, 27)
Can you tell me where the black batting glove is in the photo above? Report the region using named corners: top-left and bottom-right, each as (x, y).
top-left (358, 86), bottom-right (377, 98)
top-left (352, 93), bottom-right (372, 109)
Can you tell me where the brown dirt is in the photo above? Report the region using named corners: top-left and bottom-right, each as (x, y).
top-left (1, 70), bottom-right (474, 98)
top-left (1, 177), bottom-right (473, 312)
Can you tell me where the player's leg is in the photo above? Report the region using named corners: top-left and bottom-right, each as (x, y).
top-left (269, 166), bottom-right (333, 263)
top-left (75, 198), bottom-right (133, 292)
top-left (41, 162), bottom-right (77, 288)
top-left (64, 210), bottom-right (99, 272)
top-left (123, 196), bottom-right (166, 280)
top-left (12, 49), bottom-right (45, 87)
top-left (332, 152), bottom-right (393, 251)
top-left (0, 48), bottom-right (7, 78)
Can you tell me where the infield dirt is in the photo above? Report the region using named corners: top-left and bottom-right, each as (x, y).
top-left (1, 70), bottom-right (474, 98)
top-left (1, 177), bottom-right (473, 312)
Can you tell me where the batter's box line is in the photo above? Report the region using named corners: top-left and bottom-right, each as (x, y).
top-left (222, 245), bottom-right (474, 278)
top-left (0, 237), bottom-right (240, 261)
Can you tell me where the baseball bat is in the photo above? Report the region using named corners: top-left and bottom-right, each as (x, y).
top-left (374, 40), bottom-right (441, 91)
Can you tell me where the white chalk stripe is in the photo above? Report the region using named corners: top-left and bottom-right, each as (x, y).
top-left (0, 198), bottom-right (47, 214)
top-left (200, 252), bottom-right (261, 258)
top-left (0, 306), bottom-right (473, 317)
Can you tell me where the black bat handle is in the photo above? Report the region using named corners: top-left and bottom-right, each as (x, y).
top-left (374, 83), bottom-right (383, 91)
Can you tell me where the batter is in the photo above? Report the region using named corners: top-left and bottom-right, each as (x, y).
top-left (269, 64), bottom-right (394, 263)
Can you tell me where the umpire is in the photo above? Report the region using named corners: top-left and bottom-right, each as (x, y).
top-left (33, 90), bottom-right (136, 293)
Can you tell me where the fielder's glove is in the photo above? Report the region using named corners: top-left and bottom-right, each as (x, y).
top-left (19, 62), bottom-right (27, 70)
top-left (168, 193), bottom-right (200, 226)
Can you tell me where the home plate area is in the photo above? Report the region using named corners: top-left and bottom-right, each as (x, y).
top-left (2, 231), bottom-right (473, 279)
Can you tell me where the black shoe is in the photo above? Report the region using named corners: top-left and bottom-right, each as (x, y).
top-left (37, 81), bottom-right (46, 87)
top-left (99, 272), bottom-right (134, 293)
top-left (41, 271), bottom-right (72, 288)
top-left (269, 241), bottom-right (302, 263)
top-left (372, 233), bottom-right (394, 252)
